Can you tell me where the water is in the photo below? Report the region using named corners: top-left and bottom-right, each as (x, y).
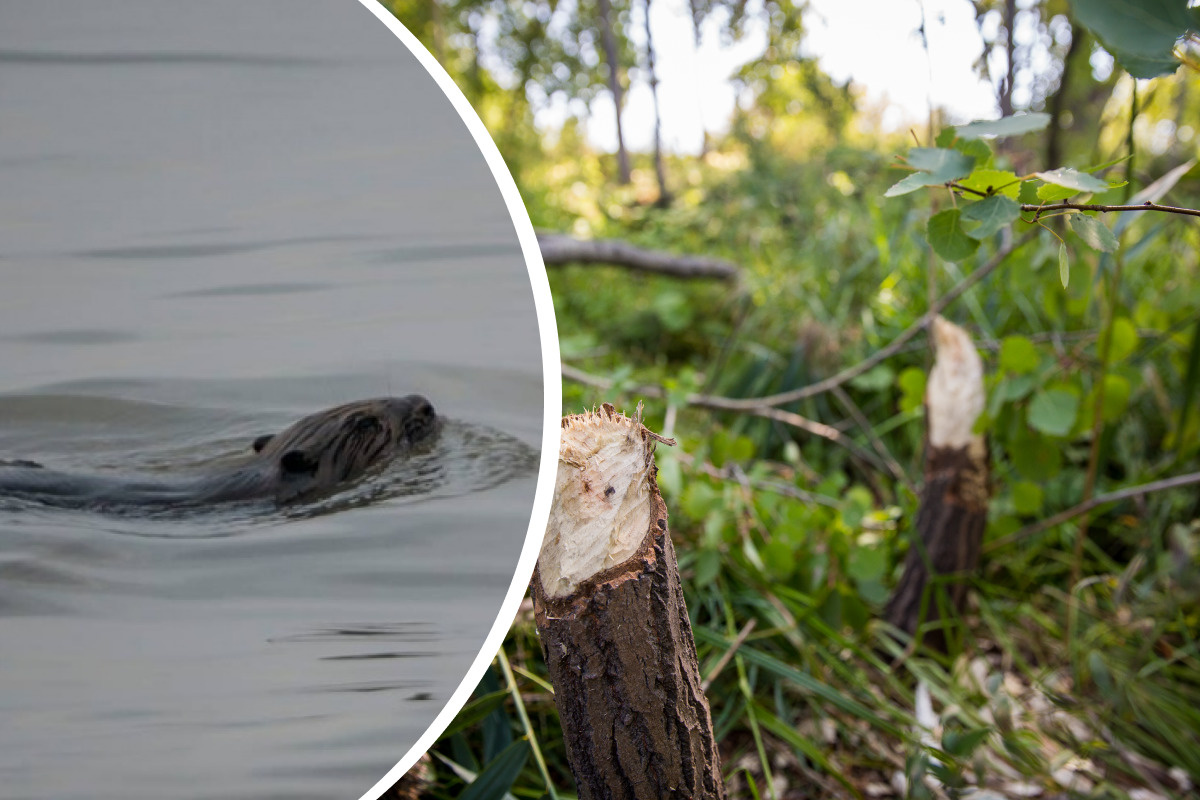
top-left (0, 2), bottom-right (546, 798)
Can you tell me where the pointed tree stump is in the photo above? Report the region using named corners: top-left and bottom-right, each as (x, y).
top-left (533, 404), bottom-right (726, 800)
top-left (885, 317), bottom-right (991, 652)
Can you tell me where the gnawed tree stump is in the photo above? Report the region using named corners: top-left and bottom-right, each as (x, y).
top-left (533, 404), bottom-right (726, 800)
top-left (885, 317), bottom-right (990, 652)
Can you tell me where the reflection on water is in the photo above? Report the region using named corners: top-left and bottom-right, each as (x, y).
top-left (0, 1), bottom-right (544, 799)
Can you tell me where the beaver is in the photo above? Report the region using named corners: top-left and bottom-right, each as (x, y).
top-left (0, 395), bottom-right (438, 510)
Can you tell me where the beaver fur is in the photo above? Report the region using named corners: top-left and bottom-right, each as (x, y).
top-left (0, 395), bottom-right (438, 509)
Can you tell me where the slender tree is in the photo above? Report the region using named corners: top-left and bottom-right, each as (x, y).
top-left (597, 0), bottom-right (632, 183)
top-left (643, 0), bottom-right (670, 203)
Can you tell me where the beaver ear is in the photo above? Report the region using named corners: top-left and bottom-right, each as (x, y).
top-left (280, 449), bottom-right (318, 475)
top-left (252, 434), bottom-right (274, 453)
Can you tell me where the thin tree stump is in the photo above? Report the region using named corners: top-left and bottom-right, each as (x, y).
top-left (885, 317), bottom-right (990, 651)
top-left (533, 404), bottom-right (726, 800)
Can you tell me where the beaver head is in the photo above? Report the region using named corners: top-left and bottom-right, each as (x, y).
top-left (252, 395), bottom-right (438, 503)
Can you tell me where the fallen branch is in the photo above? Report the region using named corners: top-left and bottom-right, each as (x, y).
top-left (561, 363), bottom-right (894, 474)
top-left (674, 450), bottom-right (841, 509)
top-left (537, 232), bottom-right (741, 280)
top-left (832, 385), bottom-right (916, 494)
top-left (985, 471), bottom-right (1200, 553)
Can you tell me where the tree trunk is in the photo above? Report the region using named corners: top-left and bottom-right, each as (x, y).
top-left (533, 404), bottom-right (725, 800)
top-left (428, 0), bottom-right (445, 63)
top-left (1045, 22), bottom-right (1083, 169)
top-left (999, 0), bottom-right (1017, 117)
top-left (597, 0), bottom-right (632, 183)
top-left (998, 0), bottom-right (1017, 117)
top-left (885, 318), bottom-right (990, 652)
top-left (686, 0), bottom-right (710, 157)
top-left (643, 0), bottom-right (670, 205)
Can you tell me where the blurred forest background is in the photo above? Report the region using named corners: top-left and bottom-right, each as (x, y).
top-left (385, 1), bottom-right (1200, 798)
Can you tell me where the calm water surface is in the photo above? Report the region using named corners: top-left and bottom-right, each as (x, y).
top-left (0, 2), bottom-right (545, 798)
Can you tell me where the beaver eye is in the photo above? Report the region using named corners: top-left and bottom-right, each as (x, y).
top-left (280, 450), bottom-right (318, 475)
top-left (252, 434), bottom-right (274, 453)
top-left (354, 416), bottom-right (382, 433)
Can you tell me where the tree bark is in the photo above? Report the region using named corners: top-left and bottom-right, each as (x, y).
top-left (643, 0), bottom-right (671, 205)
top-left (999, 0), bottom-right (1017, 118)
top-left (533, 404), bottom-right (725, 800)
top-left (537, 233), bottom-right (740, 280)
top-left (1045, 22), bottom-right (1083, 169)
top-left (885, 318), bottom-right (990, 652)
top-left (597, 0), bottom-right (632, 184)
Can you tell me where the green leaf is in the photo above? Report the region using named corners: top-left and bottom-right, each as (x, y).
top-left (682, 482), bottom-right (720, 519)
top-left (885, 146), bottom-right (986, 197)
top-left (1070, 0), bottom-right (1195, 79)
top-left (927, 209), bottom-right (980, 262)
top-left (847, 546), bottom-right (887, 584)
top-left (1109, 316), bottom-right (1138, 362)
top-left (1028, 389), bottom-right (1080, 437)
top-left (907, 147), bottom-right (976, 182)
top-left (898, 367), bottom-right (927, 413)
top-left (1012, 481), bottom-right (1045, 515)
top-left (762, 537), bottom-right (796, 581)
top-left (999, 336), bottom-right (1039, 374)
top-left (840, 488), bottom-right (872, 530)
top-left (958, 169), bottom-right (1022, 199)
top-left (955, 113), bottom-right (1051, 139)
top-left (729, 435), bottom-right (755, 461)
top-left (1069, 214), bottom-right (1119, 252)
top-left (1011, 428), bottom-right (1063, 480)
top-left (1087, 650), bottom-right (1115, 697)
top-left (1059, 243), bottom-right (1070, 288)
top-left (1002, 373), bottom-right (1038, 402)
top-left (942, 727), bottom-right (993, 757)
top-left (1037, 182), bottom-right (1084, 202)
top-left (962, 195), bottom-right (1020, 239)
top-left (885, 171), bottom-right (936, 197)
top-left (456, 739), bottom-right (530, 800)
top-left (694, 548), bottom-right (722, 586)
top-left (653, 290), bottom-right (693, 331)
top-left (850, 364), bottom-right (895, 391)
top-left (438, 690), bottom-right (511, 742)
top-left (954, 137), bottom-right (994, 166)
top-left (1099, 374), bottom-right (1132, 421)
top-left (1035, 167), bottom-right (1111, 195)
top-left (657, 450), bottom-right (682, 497)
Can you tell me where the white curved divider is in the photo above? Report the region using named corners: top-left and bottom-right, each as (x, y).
top-left (352, 4), bottom-right (561, 799)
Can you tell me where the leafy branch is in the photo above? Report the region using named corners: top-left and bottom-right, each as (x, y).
top-left (945, 187), bottom-right (1200, 220)
top-left (985, 471), bottom-right (1200, 552)
top-left (1022, 201), bottom-right (1200, 218)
